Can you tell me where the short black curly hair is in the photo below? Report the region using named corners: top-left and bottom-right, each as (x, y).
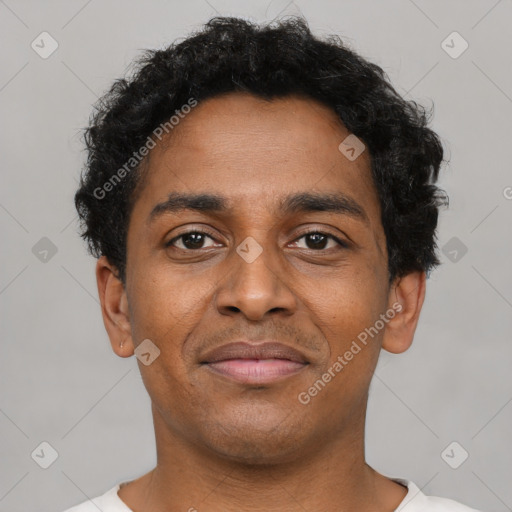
top-left (75, 16), bottom-right (447, 286)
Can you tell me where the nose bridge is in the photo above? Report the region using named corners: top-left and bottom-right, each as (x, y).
top-left (214, 234), bottom-right (297, 320)
top-left (236, 236), bottom-right (278, 289)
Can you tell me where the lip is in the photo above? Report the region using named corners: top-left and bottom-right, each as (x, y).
top-left (201, 341), bottom-right (309, 385)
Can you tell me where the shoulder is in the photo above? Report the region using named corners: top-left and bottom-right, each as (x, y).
top-left (60, 483), bottom-right (127, 512)
top-left (394, 479), bottom-right (482, 512)
top-left (421, 496), bottom-right (482, 512)
top-left (62, 503), bottom-right (98, 512)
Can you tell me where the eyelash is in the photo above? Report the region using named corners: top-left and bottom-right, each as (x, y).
top-left (165, 229), bottom-right (349, 251)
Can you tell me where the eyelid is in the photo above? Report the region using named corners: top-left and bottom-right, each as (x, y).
top-left (166, 226), bottom-right (220, 247)
top-left (292, 227), bottom-right (350, 249)
top-left (165, 226), bottom-right (350, 250)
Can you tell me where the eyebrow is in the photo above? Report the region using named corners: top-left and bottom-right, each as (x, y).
top-left (148, 191), bottom-right (368, 224)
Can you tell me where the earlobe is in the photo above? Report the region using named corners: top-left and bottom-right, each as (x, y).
top-left (96, 256), bottom-right (134, 357)
top-left (381, 271), bottom-right (426, 354)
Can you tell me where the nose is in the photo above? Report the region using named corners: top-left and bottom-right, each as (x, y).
top-left (214, 241), bottom-right (298, 322)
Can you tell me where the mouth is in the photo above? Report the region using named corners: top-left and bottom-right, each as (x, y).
top-left (200, 341), bottom-right (310, 385)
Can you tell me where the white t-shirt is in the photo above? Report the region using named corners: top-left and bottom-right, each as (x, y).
top-left (62, 478), bottom-right (481, 511)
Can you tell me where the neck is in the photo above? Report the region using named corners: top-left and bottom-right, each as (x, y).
top-left (118, 404), bottom-right (407, 512)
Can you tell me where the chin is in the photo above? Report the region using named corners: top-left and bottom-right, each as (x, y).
top-left (199, 415), bottom-right (308, 466)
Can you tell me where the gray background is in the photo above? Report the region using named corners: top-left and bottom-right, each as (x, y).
top-left (1, 0), bottom-right (511, 511)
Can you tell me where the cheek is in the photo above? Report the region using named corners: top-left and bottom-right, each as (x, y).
top-left (126, 267), bottom-right (212, 391)
top-left (303, 281), bottom-right (384, 413)
top-left (126, 272), bottom-right (201, 422)
top-left (311, 265), bottom-right (385, 324)
top-left (127, 263), bottom-right (207, 344)
top-left (307, 264), bottom-right (388, 374)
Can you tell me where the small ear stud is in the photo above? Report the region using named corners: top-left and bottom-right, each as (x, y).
top-left (119, 340), bottom-right (125, 349)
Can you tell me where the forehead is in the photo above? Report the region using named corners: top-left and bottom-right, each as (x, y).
top-left (133, 92), bottom-right (379, 221)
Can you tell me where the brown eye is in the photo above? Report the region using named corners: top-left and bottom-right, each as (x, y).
top-left (166, 231), bottom-right (218, 250)
top-left (291, 231), bottom-right (347, 250)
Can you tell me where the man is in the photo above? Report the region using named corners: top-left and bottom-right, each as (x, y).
top-left (65, 16), bottom-right (480, 512)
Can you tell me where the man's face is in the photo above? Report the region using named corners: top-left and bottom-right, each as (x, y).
top-left (123, 92), bottom-right (391, 464)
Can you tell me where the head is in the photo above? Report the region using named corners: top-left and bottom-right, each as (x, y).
top-left (75, 17), bottom-right (446, 465)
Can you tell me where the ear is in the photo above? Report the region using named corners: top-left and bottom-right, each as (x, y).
top-left (96, 256), bottom-right (134, 357)
top-left (381, 271), bottom-right (426, 354)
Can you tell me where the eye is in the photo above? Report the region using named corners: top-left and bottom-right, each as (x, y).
top-left (165, 229), bottom-right (348, 252)
top-left (290, 231), bottom-right (347, 250)
top-left (166, 230), bottom-right (220, 250)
